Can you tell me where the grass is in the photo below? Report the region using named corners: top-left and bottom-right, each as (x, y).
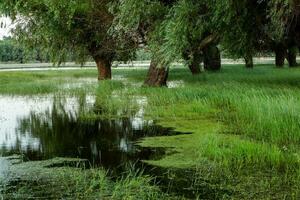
top-left (0, 68), bottom-right (147, 95)
top-left (0, 157), bottom-right (175, 199)
top-left (0, 69), bottom-right (98, 94)
top-left (1, 64), bottom-right (300, 199)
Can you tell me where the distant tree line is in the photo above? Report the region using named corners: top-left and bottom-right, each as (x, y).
top-left (0, 37), bottom-right (24, 63)
top-left (0, 37), bottom-right (51, 63)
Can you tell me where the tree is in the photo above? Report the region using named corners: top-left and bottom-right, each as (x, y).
top-left (0, 36), bottom-right (56, 63)
top-left (110, 0), bottom-right (174, 86)
top-left (113, 0), bottom-right (282, 85)
top-left (155, 0), bottom-right (298, 71)
top-left (115, 0), bottom-right (299, 78)
top-left (111, 0), bottom-right (224, 86)
top-left (218, 0), bottom-right (269, 68)
top-left (0, 37), bottom-right (25, 63)
top-left (267, 0), bottom-right (300, 67)
top-left (211, 0), bottom-right (299, 69)
top-left (0, 37), bottom-right (14, 62)
top-left (286, 0), bottom-right (300, 67)
top-left (0, 0), bottom-right (134, 80)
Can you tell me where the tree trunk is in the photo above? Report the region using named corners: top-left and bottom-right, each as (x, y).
top-left (287, 47), bottom-right (298, 67)
top-left (94, 56), bottom-right (112, 80)
top-left (275, 46), bottom-right (286, 68)
top-left (244, 54), bottom-right (253, 68)
top-left (204, 46), bottom-right (221, 71)
top-left (144, 61), bottom-right (169, 87)
top-left (183, 50), bottom-right (202, 75)
top-left (188, 52), bottom-right (202, 74)
top-left (188, 63), bottom-right (201, 74)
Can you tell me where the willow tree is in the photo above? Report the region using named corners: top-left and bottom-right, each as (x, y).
top-left (110, 0), bottom-right (175, 86)
top-left (285, 0), bottom-right (300, 67)
top-left (222, 0), bottom-right (299, 68)
top-left (0, 0), bottom-right (134, 80)
top-left (111, 0), bottom-right (223, 86)
top-left (156, 0), bottom-right (221, 73)
top-left (207, 0), bottom-right (300, 69)
top-left (267, 0), bottom-right (300, 67)
top-left (217, 0), bottom-right (270, 68)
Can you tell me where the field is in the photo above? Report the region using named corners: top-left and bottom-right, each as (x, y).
top-left (0, 64), bottom-right (300, 199)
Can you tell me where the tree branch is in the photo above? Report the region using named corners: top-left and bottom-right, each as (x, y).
top-left (197, 34), bottom-right (219, 50)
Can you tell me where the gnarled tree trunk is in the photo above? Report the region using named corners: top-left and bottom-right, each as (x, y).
top-left (93, 56), bottom-right (112, 80)
top-left (144, 60), bottom-right (169, 87)
top-left (287, 47), bottom-right (298, 67)
top-left (188, 51), bottom-right (203, 74)
top-left (275, 45), bottom-right (286, 68)
top-left (204, 45), bottom-right (221, 71)
top-left (244, 54), bottom-right (253, 68)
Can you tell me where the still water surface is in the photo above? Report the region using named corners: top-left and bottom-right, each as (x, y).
top-left (0, 95), bottom-right (177, 168)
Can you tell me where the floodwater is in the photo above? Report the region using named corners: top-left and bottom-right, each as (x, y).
top-left (0, 95), bottom-right (179, 168)
top-left (0, 94), bottom-right (201, 198)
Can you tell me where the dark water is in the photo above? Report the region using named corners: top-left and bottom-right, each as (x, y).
top-left (0, 95), bottom-right (181, 169)
top-left (0, 95), bottom-right (232, 199)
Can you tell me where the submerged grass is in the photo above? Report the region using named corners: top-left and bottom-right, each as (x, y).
top-left (1, 64), bottom-right (300, 198)
top-left (0, 157), bottom-right (175, 200)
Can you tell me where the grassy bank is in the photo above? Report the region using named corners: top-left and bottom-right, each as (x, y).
top-left (0, 64), bottom-right (300, 199)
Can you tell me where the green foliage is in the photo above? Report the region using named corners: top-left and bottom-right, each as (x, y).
top-left (0, 37), bottom-right (51, 63)
top-left (0, 37), bottom-right (23, 62)
top-left (110, 0), bottom-right (166, 35)
top-left (267, 0), bottom-right (292, 41)
top-left (112, 0), bottom-right (298, 65)
top-left (136, 48), bottom-right (151, 60)
top-left (155, 0), bottom-right (208, 64)
top-left (2, 0), bottom-right (297, 67)
top-left (0, 0), bottom-right (135, 65)
top-left (0, 38), bottom-right (14, 62)
top-left (218, 1), bottom-right (268, 58)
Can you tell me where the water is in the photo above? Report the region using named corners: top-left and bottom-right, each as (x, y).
top-left (0, 94), bottom-right (206, 198)
top-left (0, 94), bottom-right (180, 168)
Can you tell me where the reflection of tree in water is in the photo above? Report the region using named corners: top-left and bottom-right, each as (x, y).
top-left (15, 95), bottom-right (172, 168)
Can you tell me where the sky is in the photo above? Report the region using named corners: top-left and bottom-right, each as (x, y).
top-left (0, 17), bottom-right (12, 39)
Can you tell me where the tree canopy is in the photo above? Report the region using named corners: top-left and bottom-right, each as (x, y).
top-left (112, 0), bottom-right (299, 65)
top-left (0, 37), bottom-right (53, 63)
top-left (0, 0), bottom-right (135, 79)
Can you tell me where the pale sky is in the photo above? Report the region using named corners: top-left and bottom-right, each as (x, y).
top-left (0, 17), bottom-right (12, 39)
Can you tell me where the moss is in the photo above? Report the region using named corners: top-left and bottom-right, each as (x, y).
top-left (139, 119), bottom-right (299, 172)
top-left (139, 119), bottom-right (219, 168)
